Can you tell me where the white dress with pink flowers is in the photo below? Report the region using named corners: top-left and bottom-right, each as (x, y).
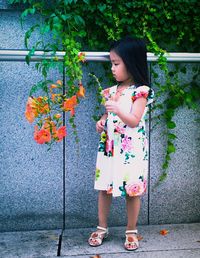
top-left (94, 85), bottom-right (154, 197)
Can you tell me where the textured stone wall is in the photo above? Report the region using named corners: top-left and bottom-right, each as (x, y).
top-left (0, 7), bottom-right (199, 232)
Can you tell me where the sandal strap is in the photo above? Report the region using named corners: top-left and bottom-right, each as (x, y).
top-left (124, 237), bottom-right (139, 250)
top-left (88, 226), bottom-right (108, 247)
top-left (126, 229), bottom-right (138, 234)
top-left (97, 226), bottom-right (108, 233)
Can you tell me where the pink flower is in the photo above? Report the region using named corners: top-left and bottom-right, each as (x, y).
top-left (125, 182), bottom-right (146, 196)
top-left (114, 125), bottom-right (125, 134)
top-left (103, 89), bottom-right (111, 101)
top-left (121, 136), bottom-right (132, 152)
top-left (106, 139), bottom-right (114, 155)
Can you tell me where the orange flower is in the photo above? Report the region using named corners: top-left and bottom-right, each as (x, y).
top-left (36, 96), bottom-right (45, 103)
top-left (38, 103), bottom-right (50, 114)
top-left (25, 103), bottom-right (35, 123)
top-left (52, 126), bottom-right (67, 142)
top-left (34, 126), bottom-right (51, 144)
top-left (70, 108), bottom-right (75, 117)
top-left (44, 116), bottom-right (51, 122)
top-left (78, 52), bottom-right (86, 62)
top-left (28, 96), bottom-right (49, 115)
top-left (160, 229), bottom-right (169, 236)
top-left (56, 126), bottom-right (67, 142)
top-left (54, 113), bottom-right (62, 120)
top-left (76, 82), bottom-right (85, 98)
top-left (25, 97), bottom-right (38, 123)
top-left (42, 121), bottom-right (56, 134)
top-left (50, 84), bottom-right (57, 95)
top-left (50, 81), bottom-right (62, 96)
top-left (50, 84), bottom-right (58, 89)
top-left (51, 93), bottom-right (61, 102)
top-left (63, 95), bottom-right (77, 112)
top-left (56, 80), bottom-right (62, 86)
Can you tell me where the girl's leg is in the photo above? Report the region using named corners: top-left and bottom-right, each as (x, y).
top-left (124, 196), bottom-right (140, 250)
top-left (126, 196), bottom-right (140, 230)
top-left (98, 190), bottom-right (112, 228)
top-left (88, 190), bottom-right (112, 246)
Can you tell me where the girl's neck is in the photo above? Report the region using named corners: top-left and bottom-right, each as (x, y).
top-left (118, 81), bottom-right (134, 88)
top-left (118, 78), bottom-right (134, 88)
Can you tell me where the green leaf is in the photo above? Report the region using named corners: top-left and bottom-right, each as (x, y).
top-left (164, 109), bottom-right (174, 119)
top-left (24, 25), bottom-right (39, 48)
top-left (29, 80), bottom-right (52, 96)
top-left (165, 154), bottom-right (171, 161)
top-left (25, 55), bottom-right (30, 65)
top-left (159, 172), bottom-right (167, 182)
top-left (97, 3), bottom-right (107, 12)
top-left (61, 14), bottom-right (72, 21)
top-left (74, 15), bottom-right (85, 26)
top-left (21, 7), bottom-right (36, 20)
top-left (168, 133), bottom-right (177, 140)
top-left (167, 142), bottom-right (176, 154)
top-left (25, 47), bottom-right (35, 65)
top-left (64, 0), bottom-right (74, 4)
top-left (40, 24), bottom-right (50, 34)
top-left (167, 121), bottom-right (176, 129)
top-left (8, 0), bottom-right (17, 3)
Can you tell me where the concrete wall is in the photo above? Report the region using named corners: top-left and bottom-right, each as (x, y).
top-left (0, 6), bottom-right (199, 232)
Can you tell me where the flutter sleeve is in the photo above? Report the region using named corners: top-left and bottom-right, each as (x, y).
top-left (132, 85), bottom-right (154, 106)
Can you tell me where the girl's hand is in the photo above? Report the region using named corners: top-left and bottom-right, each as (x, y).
top-left (96, 119), bottom-right (106, 133)
top-left (105, 100), bottom-right (120, 115)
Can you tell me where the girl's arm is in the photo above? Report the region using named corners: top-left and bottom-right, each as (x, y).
top-left (105, 98), bottom-right (147, 128)
top-left (96, 113), bottom-right (108, 133)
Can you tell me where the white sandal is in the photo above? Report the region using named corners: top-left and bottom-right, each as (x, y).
top-left (124, 229), bottom-right (139, 251)
top-left (88, 226), bottom-right (109, 247)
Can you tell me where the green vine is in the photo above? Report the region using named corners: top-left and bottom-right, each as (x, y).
top-left (9, 0), bottom-right (200, 182)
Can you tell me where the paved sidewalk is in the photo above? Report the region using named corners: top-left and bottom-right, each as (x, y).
top-left (0, 223), bottom-right (200, 257)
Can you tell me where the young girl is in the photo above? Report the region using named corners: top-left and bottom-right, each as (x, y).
top-left (88, 36), bottom-right (154, 251)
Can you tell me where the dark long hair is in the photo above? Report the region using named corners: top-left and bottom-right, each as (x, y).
top-left (110, 36), bottom-right (149, 87)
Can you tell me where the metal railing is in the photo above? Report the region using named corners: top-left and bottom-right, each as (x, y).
top-left (0, 50), bottom-right (200, 62)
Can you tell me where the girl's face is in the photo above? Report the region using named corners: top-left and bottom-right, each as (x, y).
top-left (110, 50), bottom-right (132, 84)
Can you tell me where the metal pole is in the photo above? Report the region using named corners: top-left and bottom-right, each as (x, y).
top-left (0, 50), bottom-right (200, 62)
top-left (147, 63), bottom-right (152, 225)
top-left (57, 64), bottom-right (66, 257)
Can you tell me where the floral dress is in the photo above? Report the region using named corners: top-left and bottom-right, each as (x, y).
top-left (94, 85), bottom-right (154, 197)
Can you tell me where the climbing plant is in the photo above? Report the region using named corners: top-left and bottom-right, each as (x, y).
top-left (8, 0), bottom-right (200, 182)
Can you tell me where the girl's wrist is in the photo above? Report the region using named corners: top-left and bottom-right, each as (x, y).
top-left (100, 118), bottom-right (106, 123)
top-left (101, 112), bottom-right (108, 119)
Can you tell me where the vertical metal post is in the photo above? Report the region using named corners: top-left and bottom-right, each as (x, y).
top-left (62, 65), bottom-right (66, 232)
top-left (147, 62), bottom-right (152, 225)
top-left (57, 64), bottom-right (66, 256)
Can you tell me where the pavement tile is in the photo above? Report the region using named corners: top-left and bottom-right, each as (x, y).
top-left (61, 223), bottom-right (200, 257)
top-left (0, 223), bottom-right (200, 257)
